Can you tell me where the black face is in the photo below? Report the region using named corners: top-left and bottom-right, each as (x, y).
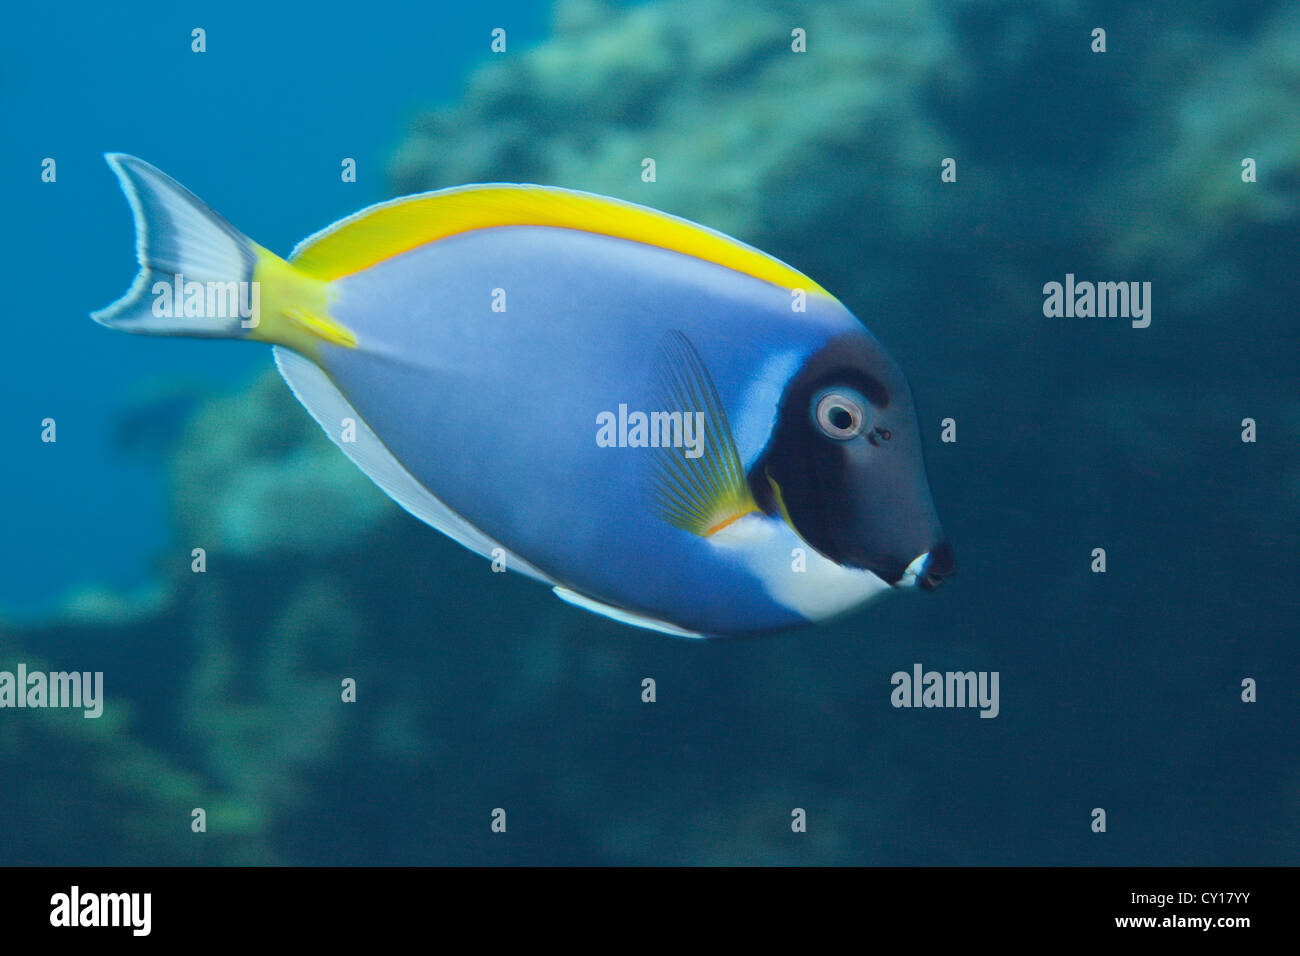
top-left (750, 333), bottom-right (952, 589)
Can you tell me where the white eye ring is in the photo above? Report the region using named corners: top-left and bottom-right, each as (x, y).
top-left (813, 389), bottom-right (869, 440)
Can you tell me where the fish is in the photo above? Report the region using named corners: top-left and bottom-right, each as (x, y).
top-left (92, 153), bottom-right (952, 638)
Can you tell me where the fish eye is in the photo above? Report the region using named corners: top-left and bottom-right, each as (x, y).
top-left (813, 388), bottom-right (869, 441)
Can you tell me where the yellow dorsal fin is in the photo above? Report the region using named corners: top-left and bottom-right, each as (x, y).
top-left (290, 184), bottom-right (831, 296)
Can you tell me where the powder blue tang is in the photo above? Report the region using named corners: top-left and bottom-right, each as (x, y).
top-left (91, 155), bottom-right (953, 637)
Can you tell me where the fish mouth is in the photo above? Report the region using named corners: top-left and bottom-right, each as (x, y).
top-left (895, 541), bottom-right (954, 591)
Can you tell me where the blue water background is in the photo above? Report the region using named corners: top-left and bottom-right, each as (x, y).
top-left (1, 1), bottom-right (545, 615)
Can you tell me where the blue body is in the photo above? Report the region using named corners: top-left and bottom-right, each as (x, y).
top-left (319, 225), bottom-right (870, 634)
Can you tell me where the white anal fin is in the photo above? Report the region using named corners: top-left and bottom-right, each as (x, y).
top-left (551, 586), bottom-right (707, 639)
top-left (274, 346), bottom-right (552, 585)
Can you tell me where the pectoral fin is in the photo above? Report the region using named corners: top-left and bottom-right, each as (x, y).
top-left (648, 331), bottom-right (757, 536)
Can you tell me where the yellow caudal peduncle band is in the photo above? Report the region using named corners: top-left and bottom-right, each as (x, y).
top-left (289, 185), bottom-right (833, 297)
top-left (248, 244), bottom-right (357, 355)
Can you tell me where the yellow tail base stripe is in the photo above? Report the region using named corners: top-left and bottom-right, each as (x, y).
top-left (248, 245), bottom-right (357, 355)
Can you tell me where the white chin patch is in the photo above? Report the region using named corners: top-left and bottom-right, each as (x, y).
top-left (709, 515), bottom-right (891, 621)
top-left (896, 551), bottom-right (931, 589)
